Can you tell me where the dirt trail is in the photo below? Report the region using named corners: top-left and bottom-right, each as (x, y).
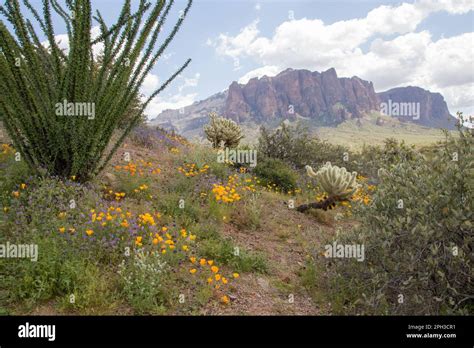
top-left (204, 194), bottom-right (337, 315)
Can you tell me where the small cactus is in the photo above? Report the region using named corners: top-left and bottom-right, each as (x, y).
top-left (204, 112), bottom-right (243, 148)
top-left (305, 162), bottom-right (359, 198)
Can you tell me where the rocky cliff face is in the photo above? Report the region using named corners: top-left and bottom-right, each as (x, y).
top-left (378, 86), bottom-right (455, 129)
top-left (225, 68), bottom-right (380, 124)
top-left (150, 68), bottom-right (455, 133)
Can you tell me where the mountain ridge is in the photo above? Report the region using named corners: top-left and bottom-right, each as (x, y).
top-left (150, 68), bottom-right (456, 134)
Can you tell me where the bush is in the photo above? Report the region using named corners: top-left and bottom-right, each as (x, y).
top-left (258, 122), bottom-right (352, 170)
top-left (128, 126), bottom-right (186, 151)
top-left (315, 120), bottom-right (473, 315)
top-left (118, 250), bottom-right (168, 314)
top-left (129, 126), bottom-right (156, 149)
top-left (231, 195), bottom-right (262, 230)
top-left (6, 177), bottom-right (94, 230)
top-left (198, 238), bottom-right (267, 273)
top-left (352, 138), bottom-right (418, 178)
top-left (0, 1), bottom-right (192, 181)
top-left (0, 144), bottom-right (32, 209)
top-left (254, 158), bottom-right (297, 192)
top-left (1, 234), bottom-right (116, 314)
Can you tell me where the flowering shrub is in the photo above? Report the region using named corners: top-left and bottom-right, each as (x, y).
top-left (188, 256), bottom-right (239, 303)
top-left (107, 160), bottom-right (161, 201)
top-left (78, 204), bottom-right (240, 306)
top-left (178, 163), bottom-right (209, 177)
top-left (211, 174), bottom-right (253, 203)
top-left (0, 144), bottom-right (31, 209)
top-left (129, 127), bottom-right (189, 151)
top-left (118, 250), bottom-right (168, 314)
top-left (7, 177), bottom-right (93, 230)
top-left (114, 160), bottom-right (161, 177)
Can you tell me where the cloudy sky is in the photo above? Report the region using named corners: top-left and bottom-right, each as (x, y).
top-left (7, 0), bottom-right (474, 118)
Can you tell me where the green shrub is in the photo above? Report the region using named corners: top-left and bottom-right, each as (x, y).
top-left (209, 162), bottom-right (231, 181)
top-left (0, 145), bottom-right (31, 209)
top-left (118, 250), bottom-right (168, 314)
top-left (258, 122), bottom-right (351, 168)
top-left (6, 177), bottom-right (94, 230)
top-left (315, 119), bottom-right (473, 315)
top-left (57, 263), bottom-right (119, 314)
top-left (254, 158), bottom-right (297, 192)
top-left (352, 138), bottom-right (418, 178)
top-left (198, 237), bottom-right (267, 273)
top-left (155, 190), bottom-right (203, 226)
top-left (1, 235), bottom-right (115, 313)
top-left (113, 171), bottom-right (153, 201)
top-left (0, 0), bottom-right (192, 181)
top-left (231, 195), bottom-right (262, 230)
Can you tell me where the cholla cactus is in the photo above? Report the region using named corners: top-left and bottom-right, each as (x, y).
top-left (204, 112), bottom-right (243, 148)
top-left (305, 162), bottom-right (359, 198)
top-left (297, 162), bottom-right (359, 212)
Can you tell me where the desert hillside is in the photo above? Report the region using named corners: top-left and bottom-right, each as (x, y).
top-left (1, 121), bottom-right (471, 315)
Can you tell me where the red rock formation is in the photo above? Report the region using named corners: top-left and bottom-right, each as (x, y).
top-left (151, 68), bottom-right (455, 132)
top-left (223, 68), bottom-right (380, 125)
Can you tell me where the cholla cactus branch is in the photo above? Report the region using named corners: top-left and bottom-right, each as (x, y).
top-left (204, 112), bottom-right (243, 148)
top-left (306, 162), bottom-right (359, 198)
top-left (297, 162), bottom-right (359, 212)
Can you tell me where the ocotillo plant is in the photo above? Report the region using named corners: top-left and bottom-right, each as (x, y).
top-left (297, 162), bottom-right (359, 212)
top-left (204, 112), bottom-right (243, 148)
top-left (0, 0), bottom-right (192, 181)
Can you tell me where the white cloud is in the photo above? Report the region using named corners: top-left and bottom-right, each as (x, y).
top-left (213, 20), bottom-right (261, 59)
top-left (437, 83), bottom-right (474, 111)
top-left (140, 72), bottom-right (200, 118)
top-left (42, 25), bottom-right (104, 57)
top-left (423, 33), bottom-right (474, 88)
top-left (417, 0), bottom-right (474, 14)
top-left (143, 93), bottom-right (198, 118)
top-left (238, 65), bottom-right (281, 84)
top-left (213, 0), bottom-right (474, 114)
top-left (141, 74), bottom-right (160, 95)
top-left (161, 52), bottom-right (174, 61)
top-left (178, 73), bottom-right (201, 92)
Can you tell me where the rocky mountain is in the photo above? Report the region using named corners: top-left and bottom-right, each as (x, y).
top-left (378, 86), bottom-right (456, 129)
top-left (225, 68), bottom-right (380, 124)
top-left (153, 91), bottom-right (227, 133)
top-left (150, 68), bottom-right (456, 134)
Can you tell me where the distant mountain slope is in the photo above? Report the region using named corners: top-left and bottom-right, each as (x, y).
top-left (149, 68), bottom-right (456, 134)
top-left (152, 91), bottom-right (227, 133)
top-left (378, 86), bottom-right (455, 129)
